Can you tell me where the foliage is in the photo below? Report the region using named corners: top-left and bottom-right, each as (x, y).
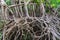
top-left (33, 0), bottom-right (60, 8)
top-left (33, 0), bottom-right (44, 5)
top-left (0, 31), bottom-right (2, 40)
top-left (5, 0), bottom-right (11, 5)
top-left (50, 0), bottom-right (60, 8)
top-left (4, 0), bottom-right (60, 8)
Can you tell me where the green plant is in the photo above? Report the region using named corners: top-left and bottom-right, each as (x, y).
top-left (33, 0), bottom-right (44, 5)
top-left (50, 0), bottom-right (60, 8)
top-left (5, 0), bottom-right (11, 5)
top-left (0, 31), bottom-right (2, 40)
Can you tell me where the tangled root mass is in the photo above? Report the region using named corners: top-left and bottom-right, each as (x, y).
top-left (3, 14), bottom-right (60, 40)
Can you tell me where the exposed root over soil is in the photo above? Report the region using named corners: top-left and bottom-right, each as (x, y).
top-left (3, 14), bottom-right (60, 40)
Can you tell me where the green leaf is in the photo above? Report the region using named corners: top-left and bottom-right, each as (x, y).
top-left (50, 0), bottom-right (60, 8)
top-left (33, 0), bottom-right (44, 5)
top-left (5, 0), bottom-right (11, 5)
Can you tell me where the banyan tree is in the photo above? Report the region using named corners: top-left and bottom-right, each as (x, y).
top-left (0, 0), bottom-right (60, 40)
